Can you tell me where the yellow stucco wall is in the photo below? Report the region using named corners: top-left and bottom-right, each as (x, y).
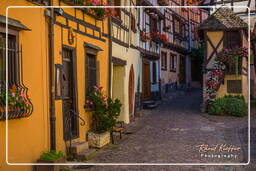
top-left (0, 1), bottom-right (109, 171)
top-left (0, 3), bottom-right (49, 171)
top-left (52, 0), bottom-right (110, 153)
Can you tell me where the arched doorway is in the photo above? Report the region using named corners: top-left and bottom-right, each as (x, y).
top-left (128, 65), bottom-right (135, 117)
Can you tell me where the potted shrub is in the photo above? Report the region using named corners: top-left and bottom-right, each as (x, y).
top-left (36, 150), bottom-right (65, 171)
top-left (86, 86), bottom-right (122, 148)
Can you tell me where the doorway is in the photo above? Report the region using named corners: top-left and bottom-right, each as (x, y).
top-left (62, 47), bottom-right (79, 141)
top-left (128, 65), bottom-right (135, 118)
top-left (179, 55), bottom-right (186, 84)
top-left (142, 62), bottom-right (151, 100)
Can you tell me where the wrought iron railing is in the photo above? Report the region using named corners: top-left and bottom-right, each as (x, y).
top-left (64, 109), bottom-right (85, 154)
top-left (0, 34), bottom-right (33, 121)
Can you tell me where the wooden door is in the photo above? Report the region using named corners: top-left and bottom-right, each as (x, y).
top-left (62, 47), bottom-right (78, 141)
top-left (179, 55), bottom-right (186, 84)
top-left (128, 65), bottom-right (135, 117)
top-left (142, 62), bottom-right (151, 100)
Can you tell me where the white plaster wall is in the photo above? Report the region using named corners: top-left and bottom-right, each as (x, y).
top-left (111, 42), bottom-right (141, 124)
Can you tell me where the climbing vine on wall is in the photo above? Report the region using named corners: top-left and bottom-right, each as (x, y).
top-left (206, 47), bottom-right (248, 103)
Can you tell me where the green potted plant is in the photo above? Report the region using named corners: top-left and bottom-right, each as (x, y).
top-left (86, 86), bottom-right (122, 148)
top-left (36, 150), bottom-right (65, 171)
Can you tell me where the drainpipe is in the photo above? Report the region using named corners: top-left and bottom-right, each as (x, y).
top-left (108, 12), bottom-right (112, 96)
top-left (48, 0), bottom-right (56, 151)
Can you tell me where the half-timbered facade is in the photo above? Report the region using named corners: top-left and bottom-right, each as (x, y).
top-left (0, 0), bottom-right (110, 170)
top-left (160, 0), bottom-right (209, 98)
top-left (198, 8), bottom-right (249, 110)
top-left (110, 0), bottom-right (141, 123)
top-left (200, 0), bottom-right (255, 99)
top-left (137, 0), bottom-right (165, 103)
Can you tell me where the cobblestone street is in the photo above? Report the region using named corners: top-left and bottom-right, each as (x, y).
top-left (73, 89), bottom-right (255, 171)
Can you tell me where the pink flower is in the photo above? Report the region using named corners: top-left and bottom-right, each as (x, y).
top-left (90, 102), bottom-right (93, 105)
top-left (11, 92), bottom-right (15, 97)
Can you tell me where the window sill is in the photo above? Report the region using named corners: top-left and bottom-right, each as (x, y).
top-left (84, 105), bottom-right (95, 112)
top-left (170, 70), bottom-right (176, 72)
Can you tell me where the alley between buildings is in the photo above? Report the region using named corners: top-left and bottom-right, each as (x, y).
top-left (71, 89), bottom-right (255, 171)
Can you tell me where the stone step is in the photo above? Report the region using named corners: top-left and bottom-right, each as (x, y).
top-left (145, 103), bottom-right (158, 109)
top-left (69, 141), bottom-right (89, 155)
top-left (143, 100), bottom-right (155, 105)
top-left (75, 148), bottom-right (97, 161)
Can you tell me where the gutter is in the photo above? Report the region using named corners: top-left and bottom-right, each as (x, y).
top-left (108, 7), bottom-right (112, 96)
top-left (48, 0), bottom-right (56, 150)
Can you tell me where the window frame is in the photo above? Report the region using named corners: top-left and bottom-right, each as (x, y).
top-left (84, 45), bottom-right (101, 109)
top-left (224, 30), bottom-right (242, 49)
top-left (0, 26), bottom-right (20, 86)
top-left (161, 51), bottom-right (167, 71)
top-left (169, 53), bottom-right (177, 72)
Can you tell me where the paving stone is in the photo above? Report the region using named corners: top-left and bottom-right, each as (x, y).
top-left (70, 89), bottom-right (256, 171)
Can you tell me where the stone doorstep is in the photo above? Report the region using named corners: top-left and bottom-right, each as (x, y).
top-left (146, 104), bottom-right (158, 109)
top-left (69, 141), bottom-right (89, 155)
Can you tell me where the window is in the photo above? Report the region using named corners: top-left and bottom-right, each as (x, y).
top-left (224, 31), bottom-right (241, 49)
top-left (86, 53), bottom-right (98, 95)
top-left (0, 33), bottom-right (19, 85)
top-left (173, 17), bottom-right (180, 34)
top-left (224, 31), bottom-right (242, 74)
top-left (131, 14), bottom-right (136, 32)
top-left (161, 52), bottom-right (167, 70)
top-left (150, 17), bottom-right (158, 32)
top-left (152, 62), bottom-right (157, 84)
top-left (170, 53), bottom-right (177, 72)
top-left (180, 23), bottom-right (185, 38)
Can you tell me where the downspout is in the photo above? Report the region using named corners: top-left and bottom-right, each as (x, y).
top-left (48, 0), bottom-right (56, 150)
top-left (108, 14), bottom-right (112, 96)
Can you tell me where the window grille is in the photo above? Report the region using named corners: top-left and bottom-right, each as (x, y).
top-left (0, 33), bottom-right (33, 121)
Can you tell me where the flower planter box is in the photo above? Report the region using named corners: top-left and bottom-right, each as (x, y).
top-left (140, 37), bottom-right (147, 42)
top-left (35, 158), bottom-right (65, 171)
top-left (88, 131), bottom-right (110, 148)
top-left (151, 34), bottom-right (161, 43)
top-left (0, 106), bottom-right (27, 120)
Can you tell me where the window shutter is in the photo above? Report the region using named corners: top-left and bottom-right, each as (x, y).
top-left (97, 61), bottom-right (100, 86)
